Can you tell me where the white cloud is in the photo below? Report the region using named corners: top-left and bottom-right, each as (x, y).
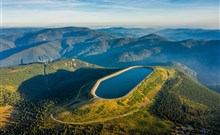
top-left (1, 0), bottom-right (219, 28)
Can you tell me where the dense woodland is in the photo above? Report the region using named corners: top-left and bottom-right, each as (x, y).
top-left (0, 96), bottom-right (106, 134)
top-left (150, 71), bottom-right (220, 134)
top-left (0, 68), bottom-right (220, 134)
top-left (0, 89), bottom-right (21, 106)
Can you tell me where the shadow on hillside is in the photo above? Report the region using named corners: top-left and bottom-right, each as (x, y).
top-left (18, 68), bottom-right (119, 102)
top-left (0, 41), bottom-right (48, 60)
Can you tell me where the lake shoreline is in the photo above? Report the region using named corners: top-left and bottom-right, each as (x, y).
top-left (90, 66), bottom-right (154, 100)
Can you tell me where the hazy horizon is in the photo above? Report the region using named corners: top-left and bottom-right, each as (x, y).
top-left (1, 25), bottom-right (220, 30)
top-left (1, 0), bottom-right (220, 29)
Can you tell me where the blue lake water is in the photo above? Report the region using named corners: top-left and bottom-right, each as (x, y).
top-left (95, 67), bottom-right (153, 99)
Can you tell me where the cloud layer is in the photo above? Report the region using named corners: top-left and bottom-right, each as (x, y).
top-left (2, 0), bottom-right (220, 28)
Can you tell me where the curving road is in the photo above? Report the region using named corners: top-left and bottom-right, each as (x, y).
top-left (50, 66), bottom-right (161, 125)
top-left (50, 81), bottom-right (152, 125)
top-left (50, 82), bottom-right (93, 123)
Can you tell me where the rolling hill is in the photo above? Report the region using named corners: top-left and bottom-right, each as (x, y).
top-left (156, 28), bottom-right (220, 40)
top-left (1, 27), bottom-right (219, 92)
top-left (1, 28), bottom-right (42, 36)
top-left (0, 27), bottom-right (114, 66)
top-left (1, 28), bottom-right (43, 51)
top-left (0, 58), bottom-right (120, 101)
top-left (0, 39), bottom-right (15, 52)
top-left (1, 59), bottom-right (219, 134)
top-left (0, 58), bottom-right (120, 133)
top-left (97, 27), bottom-right (157, 38)
top-left (97, 27), bottom-right (220, 40)
top-left (65, 34), bottom-right (220, 89)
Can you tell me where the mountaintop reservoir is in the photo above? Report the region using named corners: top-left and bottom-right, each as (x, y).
top-left (94, 67), bottom-right (153, 99)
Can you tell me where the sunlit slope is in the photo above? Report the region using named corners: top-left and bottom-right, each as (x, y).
top-left (1, 59), bottom-right (219, 134)
top-left (1, 27), bottom-right (219, 91)
top-left (150, 71), bottom-right (220, 133)
top-left (0, 105), bottom-right (17, 128)
top-left (52, 67), bottom-right (220, 134)
top-left (53, 67), bottom-right (174, 123)
top-left (0, 59), bottom-right (121, 134)
top-left (0, 59), bottom-right (119, 101)
top-left (0, 59), bottom-right (96, 92)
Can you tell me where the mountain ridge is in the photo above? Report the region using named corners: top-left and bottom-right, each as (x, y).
top-left (0, 58), bottom-right (219, 134)
top-left (1, 27), bottom-right (219, 92)
top-left (97, 27), bottom-right (220, 40)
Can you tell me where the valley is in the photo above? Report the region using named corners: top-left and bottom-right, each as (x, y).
top-left (1, 27), bottom-right (219, 92)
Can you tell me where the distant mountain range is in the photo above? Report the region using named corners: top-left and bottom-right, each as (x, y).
top-left (98, 27), bottom-right (220, 40)
top-left (97, 27), bottom-right (157, 38)
top-left (0, 27), bottom-right (219, 91)
top-left (155, 28), bottom-right (220, 41)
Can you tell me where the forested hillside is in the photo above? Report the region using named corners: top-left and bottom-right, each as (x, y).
top-left (1, 27), bottom-right (219, 91)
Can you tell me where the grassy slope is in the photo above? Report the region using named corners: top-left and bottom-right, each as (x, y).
top-left (53, 67), bottom-right (175, 131)
top-left (0, 59), bottom-right (121, 133)
top-left (99, 69), bottom-right (220, 134)
top-left (150, 71), bottom-right (220, 133)
top-left (0, 105), bottom-right (17, 128)
top-left (0, 58), bottom-right (122, 102)
top-left (1, 61), bottom-right (219, 134)
top-left (0, 59), bottom-right (96, 92)
top-left (150, 61), bottom-right (198, 81)
top-left (53, 67), bottom-right (220, 134)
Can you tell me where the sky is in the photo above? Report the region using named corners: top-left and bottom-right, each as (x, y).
top-left (1, 0), bottom-right (220, 28)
